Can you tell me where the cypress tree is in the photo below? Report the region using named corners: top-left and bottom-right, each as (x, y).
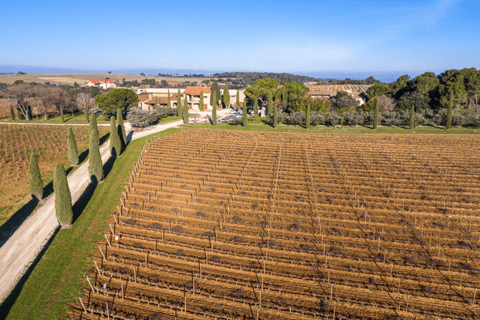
top-left (89, 128), bottom-right (103, 182)
top-left (85, 100), bottom-right (90, 123)
top-left (273, 103), bottom-right (278, 128)
top-left (67, 127), bottom-right (79, 166)
top-left (223, 83), bottom-right (230, 108)
top-left (29, 153), bottom-right (43, 200)
top-left (268, 93), bottom-right (273, 116)
top-left (212, 98), bottom-right (217, 126)
top-left (242, 99), bottom-right (247, 128)
top-left (446, 90), bottom-right (453, 130)
top-left (116, 107), bottom-right (126, 148)
top-left (183, 96), bottom-right (189, 124)
top-left (373, 98), bottom-right (379, 130)
top-left (10, 106), bottom-right (15, 120)
top-left (60, 104), bottom-right (64, 123)
top-left (53, 163), bottom-right (73, 228)
top-left (89, 112), bottom-right (99, 138)
top-left (199, 91), bottom-right (204, 111)
top-left (283, 87), bottom-right (288, 109)
top-left (177, 89), bottom-right (183, 117)
top-left (236, 90), bottom-right (239, 108)
top-left (254, 97), bottom-right (258, 118)
top-left (409, 104), bottom-right (415, 129)
top-left (110, 116), bottom-right (121, 157)
top-left (167, 90), bottom-right (171, 109)
top-left (211, 82), bottom-right (220, 106)
top-left (306, 103), bottom-right (311, 129)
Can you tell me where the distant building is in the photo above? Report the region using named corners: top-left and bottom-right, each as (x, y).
top-left (87, 79), bottom-right (116, 89)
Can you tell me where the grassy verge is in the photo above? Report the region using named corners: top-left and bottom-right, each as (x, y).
top-left (184, 118), bottom-right (480, 134)
top-left (2, 128), bottom-right (182, 319)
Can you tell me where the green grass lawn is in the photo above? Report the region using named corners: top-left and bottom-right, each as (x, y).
top-left (183, 117), bottom-right (480, 134)
top-left (1, 128), bottom-right (182, 320)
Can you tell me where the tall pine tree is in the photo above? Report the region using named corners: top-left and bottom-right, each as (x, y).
top-left (306, 103), bottom-right (311, 129)
top-left (177, 89), bottom-right (183, 117)
top-left (373, 98), bottom-right (379, 130)
top-left (67, 127), bottom-right (79, 166)
top-left (446, 90), bottom-right (453, 130)
top-left (199, 91), bottom-right (204, 111)
top-left (89, 128), bottom-right (103, 182)
top-left (53, 163), bottom-right (73, 228)
top-left (110, 116), bottom-right (121, 157)
top-left (29, 153), bottom-right (43, 201)
top-left (222, 83), bottom-right (230, 108)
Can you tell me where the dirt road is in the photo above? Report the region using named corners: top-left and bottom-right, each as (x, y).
top-left (0, 119), bottom-right (183, 302)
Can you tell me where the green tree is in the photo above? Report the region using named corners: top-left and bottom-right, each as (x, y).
top-left (29, 153), bottom-right (43, 201)
top-left (10, 106), bottom-right (15, 120)
top-left (267, 93), bottom-right (273, 116)
top-left (283, 82), bottom-right (308, 104)
top-left (116, 107), bottom-right (126, 148)
top-left (282, 87), bottom-right (288, 109)
top-left (110, 116), bottom-right (121, 157)
top-left (389, 74), bottom-right (411, 99)
top-left (183, 95), bottom-right (189, 124)
top-left (89, 112), bottom-right (99, 137)
top-left (409, 104), bottom-right (415, 129)
top-left (88, 128), bottom-right (103, 182)
top-left (244, 78), bottom-right (279, 103)
top-left (199, 91), bottom-right (204, 111)
top-left (223, 83), bottom-right (230, 108)
top-left (53, 163), bottom-right (73, 228)
top-left (366, 84), bottom-right (390, 100)
top-left (67, 127), bottom-right (79, 166)
top-left (167, 90), bottom-right (171, 109)
top-left (373, 98), bottom-right (379, 129)
top-left (446, 90), bottom-right (453, 130)
top-left (177, 89), bottom-right (183, 117)
top-left (254, 96), bottom-right (258, 118)
top-left (235, 90), bottom-right (239, 108)
top-left (212, 101), bottom-right (217, 126)
top-left (242, 99), bottom-right (247, 127)
top-left (413, 72), bottom-right (439, 96)
top-left (210, 82), bottom-right (220, 106)
top-left (306, 103), bottom-right (311, 129)
top-left (95, 88), bottom-right (139, 115)
top-left (273, 103), bottom-right (278, 128)
top-left (331, 91), bottom-right (359, 111)
top-left (85, 100), bottom-right (90, 123)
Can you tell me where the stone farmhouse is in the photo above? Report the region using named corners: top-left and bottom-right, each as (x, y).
top-left (87, 79), bottom-right (116, 90)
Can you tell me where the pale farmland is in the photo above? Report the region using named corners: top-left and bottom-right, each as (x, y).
top-left (71, 129), bottom-right (480, 319)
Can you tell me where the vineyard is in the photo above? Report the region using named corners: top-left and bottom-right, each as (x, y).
top-left (0, 124), bottom-right (108, 223)
top-left (307, 84), bottom-right (371, 93)
top-left (72, 129), bottom-right (480, 319)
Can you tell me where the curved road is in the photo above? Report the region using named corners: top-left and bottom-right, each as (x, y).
top-left (0, 119), bottom-right (184, 302)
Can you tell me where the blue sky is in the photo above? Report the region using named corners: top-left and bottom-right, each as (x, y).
top-left (0, 0), bottom-right (478, 77)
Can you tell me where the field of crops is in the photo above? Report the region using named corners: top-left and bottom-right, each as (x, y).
top-left (0, 124), bottom-right (108, 224)
top-left (72, 129), bottom-right (480, 319)
top-left (308, 84), bottom-right (371, 93)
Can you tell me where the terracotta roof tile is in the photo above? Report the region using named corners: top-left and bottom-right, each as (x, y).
top-left (184, 86), bottom-right (211, 95)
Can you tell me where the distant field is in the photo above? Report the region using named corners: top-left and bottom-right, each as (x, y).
top-left (308, 84), bottom-right (372, 93)
top-left (0, 74), bottom-right (210, 85)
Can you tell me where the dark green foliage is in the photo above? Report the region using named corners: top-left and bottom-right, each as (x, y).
top-left (88, 128), bottom-right (103, 182)
top-left (446, 90), bottom-right (453, 129)
top-left (183, 96), bottom-right (189, 124)
top-left (366, 83), bottom-right (390, 100)
top-left (373, 98), bottom-right (379, 129)
top-left (89, 113), bottom-right (99, 139)
top-left (94, 88), bottom-right (139, 115)
top-left (223, 83), bottom-right (230, 108)
top-left (409, 104), bottom-right (415, 129)
top-left (10, 106), bottom-right (15, 120)
top-left (244, 78), bottom-right (279, 102)
top-left (67, 128), bottom-right (79, 166)
top-left (29, 153), bottom-right (43, 200)
top-left (268, 93), bottom-right (273, 116)
top-left (60, 105), bottom-right (64, 123)
top-left (177, 89), bottom-right (183, 117)
top-left (199, 91), bottom-right (204, 111)
top-left (282, 87), bottom-right (288, 109)
top-left (110, 116), bottom-right (121, 157)
top-left (306, 103), bottom-right (311, 129)
top-left (85, 100), bottom-right (90, 123)
top-left (332, 91), bottom-right (359, 111)
top-left (53, 164), bottom-right (73, 227)
top-left (254, 97), bottom-right (258, 118)
top-left (167, 90), bottom-right (171, 109)
top-left (212, 102), bottom-right (217, 126)
top-left (242, 100), bottom-right (247, 128)
top-left (116, 108), bottom-right (126, 147)
top-left (236, 90), bottom-right (239, 108)
top-left (210, 82), bottom-right (221, 106)
top-left (325, 112), bottom-right (343, 126)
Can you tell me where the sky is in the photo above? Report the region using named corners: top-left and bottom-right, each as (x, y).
top-left (0, 0), bottom-right (479, 80)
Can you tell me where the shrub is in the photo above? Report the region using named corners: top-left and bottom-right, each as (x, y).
top-left (310, 111), bottom-right (325, 126)
top-left (285, 112), bottom-right (305, 126)
top-left (325, 112), bottom-right (342, 126)
top-left (342, 111), bottom-right (364, 127)
top-left (127, 108), bottom-right (158, 128)
top-left (380, 111), bottom-right (402, 126)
